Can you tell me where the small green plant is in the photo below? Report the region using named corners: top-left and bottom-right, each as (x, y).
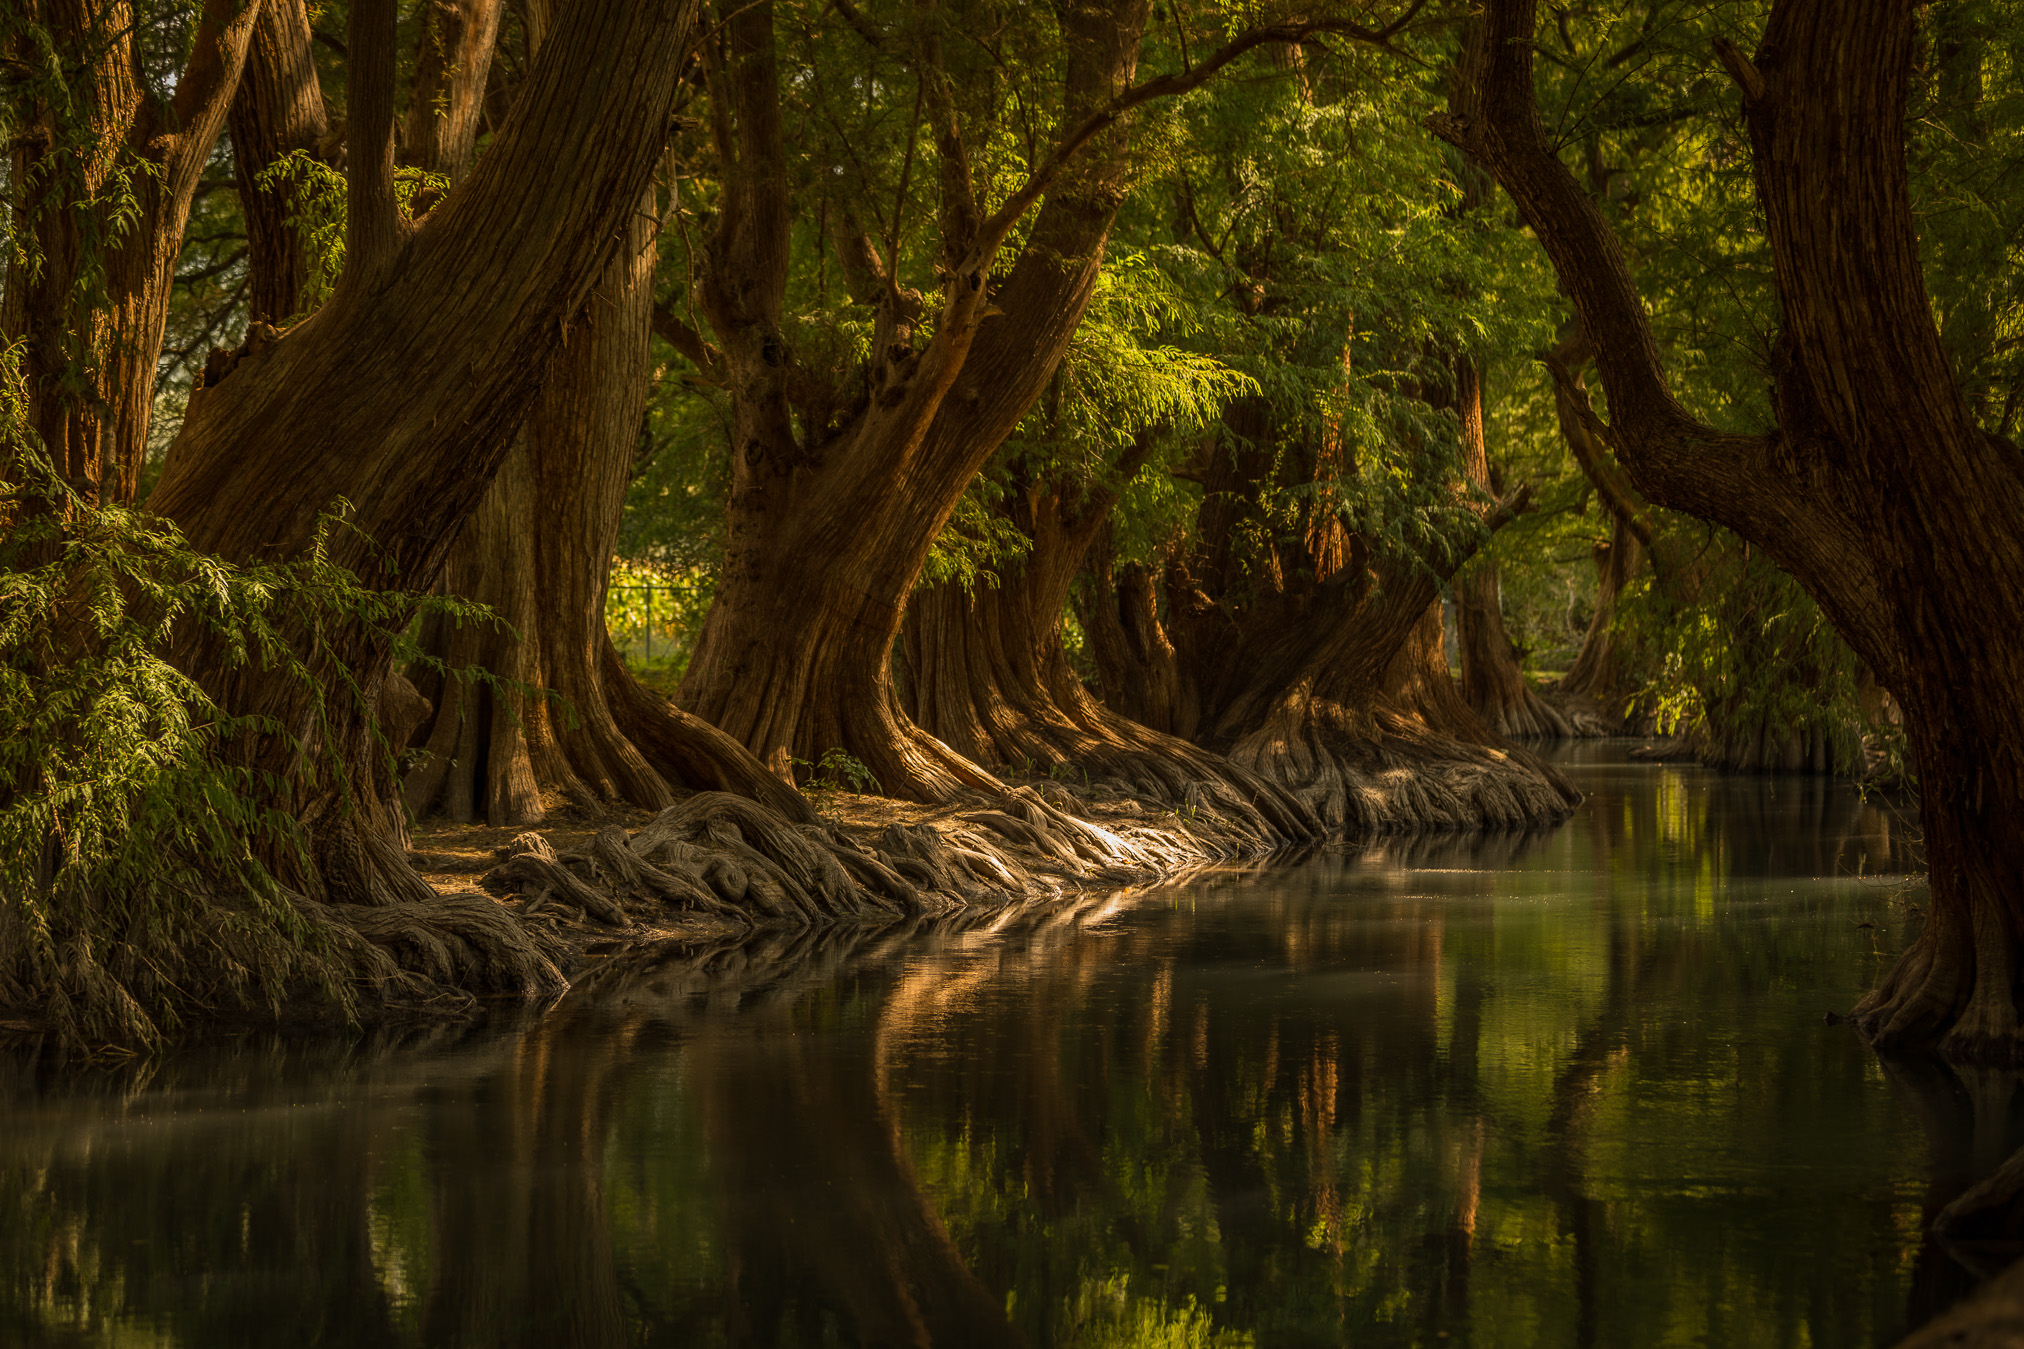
top-left (1048, 759), bottom-right (1088, 787)
top-left (808, 747), bottom-right (881, 796)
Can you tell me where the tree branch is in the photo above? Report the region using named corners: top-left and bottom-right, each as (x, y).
top-left (346, 0), bottom-right (403, 280)
top-left (651, 300), bottom-right (726, 383)
top-left (166, 0), bottom-right (267, 189)
top-left (1543, 352), bottom-right (1655, 552)
top-left (964, 3), bottom-right (1429, 269)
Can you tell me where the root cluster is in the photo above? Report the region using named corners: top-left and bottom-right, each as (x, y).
top-left (468, 783), bottom-right (1278, 941)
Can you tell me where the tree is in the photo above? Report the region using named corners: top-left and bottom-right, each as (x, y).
top-left (899, 260), bottom-right (1316, 838)
top-left (668, 0), bottom-right (1421, 803)
top-left (3, 0), bottom-right (265, 506)
top-left (143, 0), bottom-right (716, 902)
top-left (1432, 0), bottom-right (2024, 1059)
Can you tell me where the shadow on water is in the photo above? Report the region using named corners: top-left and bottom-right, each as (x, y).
top-left (0, 744), bottom-right (1999, 1348)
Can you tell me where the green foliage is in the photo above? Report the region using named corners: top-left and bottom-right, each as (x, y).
top-left (0, 345), bottom-right (474, 1048)
top-left (254, 150), bottom-right (450, 316)
top-left (604, 560), bottom-right (715, 687)
top-left (1057, 1276), bottom-right (1252, 1349)
top-left (919, 476), bottom-right (1035, 592)
top-left (808, 747), bottom-right (881, 796)
top-left (1612, 536), bottom-right (1905, 778)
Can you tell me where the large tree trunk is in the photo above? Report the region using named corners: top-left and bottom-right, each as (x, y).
top-left (1079, 538), bottom-right (1194, 739)
top-left (5, 0), bottom-right (265, 504)
top-left (144, 0), bottom-right (704, 912)
top-left (1435, 0), bottom-right (2024, 1060)
top-left (673, 0), bottom-right (1154, 803)
top-left (1549, 515), bottom-right (1640, 731)
top-left (900, 473), bottom-right (1319, 843)
top-left (403, 189), bottom-right (810, 826)
top-left (1124, 397), bottom-right (1579, 834)
top-left (1223, 566), bottom-right (1581, 835)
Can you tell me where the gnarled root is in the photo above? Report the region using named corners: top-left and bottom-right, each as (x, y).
top-left (1854, 898), bottom-right (2024, 1066)
top-left (1480, 682), bottom-right (1580, 740)
top-left (320, 891), bottom-right (571, 1000)
top-left (1230, 701), bottom-right (1582, 835)
top-left (471, 782), bottom-right (1257, 934)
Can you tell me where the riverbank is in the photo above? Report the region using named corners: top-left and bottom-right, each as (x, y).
top-left (402, 776), bottom-right (1299, 962)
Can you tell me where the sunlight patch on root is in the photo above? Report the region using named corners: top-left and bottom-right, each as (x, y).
top-left (1228, 707), bottom-right (1582, 837)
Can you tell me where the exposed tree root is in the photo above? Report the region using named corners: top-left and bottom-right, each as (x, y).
top-left (1229, 698), bottom-right (1582, 834)
top-left (465, 778), bottom-right (1283, 946)
top-left (1537, 684), bottom-right (1626, 737)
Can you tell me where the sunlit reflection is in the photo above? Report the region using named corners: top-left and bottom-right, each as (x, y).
top-left (0, 746), bottom-right (1983, 1348)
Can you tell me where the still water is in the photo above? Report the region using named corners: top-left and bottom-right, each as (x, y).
top-left (3, 745), bottom-right (1994, 1348)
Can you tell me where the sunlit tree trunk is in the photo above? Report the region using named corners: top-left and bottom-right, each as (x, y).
top-left (1451, 358), bottom-right (1574, 738)
top-left (900, 459), bottom-right (1317, 840)
top-left (673, 0), bottom-right (1154, 802)
top-left (144, 0), bottom-right (708, 907)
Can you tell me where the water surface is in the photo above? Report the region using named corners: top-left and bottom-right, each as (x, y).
top-left (6, 745), bottom-right (1996, 1348)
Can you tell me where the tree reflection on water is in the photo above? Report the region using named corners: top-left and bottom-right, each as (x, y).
top-left (0, 749), bottom-right (1997, 1349)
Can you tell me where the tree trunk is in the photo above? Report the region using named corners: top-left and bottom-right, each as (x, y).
top-left (403, 186), bottom-right (810, 826)
top-left (5, 0), bottom-right (265, 504)
top-left (1116, 395), bottom-right (1578, 834)
top-left (1454, 560), bottom-right (1574, 738)
top-left (144, 0), bottom-right (704, 913)
top-left (901, 476), bottom-right (1319, 842)
top-left (228, 0), bottom-right (329, 324)
top-left (1450, 357), bottom-right (1575, 738)
top-left (675, 0), bottom-right (1169, 802)
top-left (1549, 515), bottom-right (1640, 732)
top-left (1435, 0), bottom-right (2024, 1060)
top-left (1079, 538), bottom-right (1194, 739)
top-left (1223, 565), bottom-right (1581, 835)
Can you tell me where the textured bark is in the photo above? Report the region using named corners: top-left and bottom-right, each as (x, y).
top-left (4, 0), bottom-right (265, 504)
top-left (1434, 0), bottom-right (2024, 1060)
top-left (675, 0), bottom-right (1155, 803)
top-left (901, 469), bottom-right (1320, 843)
top-left (227, 0), bottom-right (329, 323)
top-left (1080, 539), bottom-right (1192, 738)
top-left (402, 0), bottom-right (506, 182)
top-left (1222, 565), bottom-right (1582, 835)
top-left (1078, 398), bottom-right (1578, 835)
top-left (404, 186), bottom-right (812, 827)
top-left (146, 0), bottom-right (702, 911)
top-left (1548, 515), bottom-right (1641, 733)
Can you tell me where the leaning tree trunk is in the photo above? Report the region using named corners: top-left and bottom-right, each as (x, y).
top-left (1549, 515), bottom-right (1641, 733)
top-left (1435, 0), bottom-right (2024, 1060)
top-left (673, 0), bottom-right (1156, 803)
top-left (144, 0), bottom-right (704, 913)
top-left (4, 0), bottom-right (264, 505)
top-left (901, 474), bottom-right (1319, 843)
top-left (1450, 357), bottom-right (1575, 738)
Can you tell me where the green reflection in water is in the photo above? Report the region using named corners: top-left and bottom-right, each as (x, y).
top-left (0, 747), bottom-right (1989, 1349)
